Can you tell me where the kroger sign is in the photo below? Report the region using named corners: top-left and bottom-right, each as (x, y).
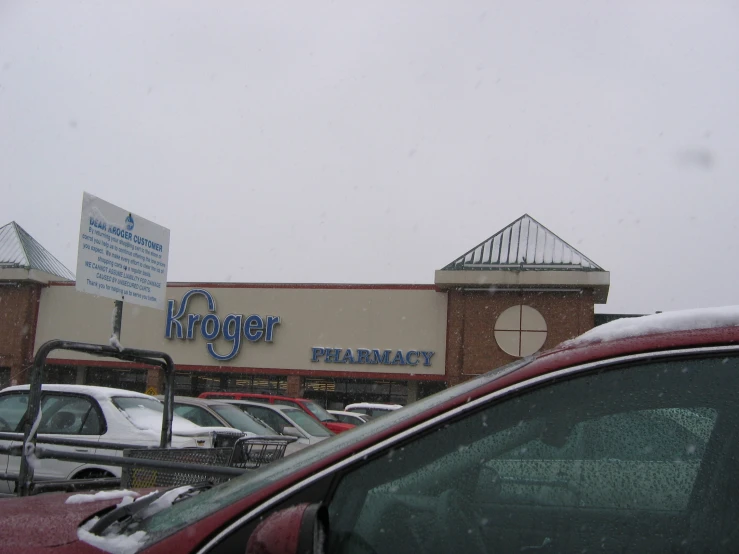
top-left (165, 289), bottom-right (280, 361)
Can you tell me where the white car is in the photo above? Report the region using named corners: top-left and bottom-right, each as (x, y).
top-left (344, 402), bottom-right (403, 418)
top-left (0, 384), bottom-right (241, 494)
top-left (328, 410), bottom-right (371, 425)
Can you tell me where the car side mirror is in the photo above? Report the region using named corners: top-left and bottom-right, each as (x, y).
top-left (282, 426), bottom-right (304, 439)
top-left (246, 503), bottom-right (328, 554)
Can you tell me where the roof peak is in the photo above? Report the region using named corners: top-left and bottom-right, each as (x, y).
top-left (442, 214), bottom-right (604, 271)
top-left (0, 221), bottom-right (75, 280)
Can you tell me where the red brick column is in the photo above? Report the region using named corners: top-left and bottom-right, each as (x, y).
top-left (287, 374), bottom-right (303, 397)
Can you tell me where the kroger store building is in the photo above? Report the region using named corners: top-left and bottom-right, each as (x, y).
top-left (0, 215), bottom-right (611, 409)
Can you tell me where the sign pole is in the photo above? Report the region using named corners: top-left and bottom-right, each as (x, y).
top-left (112, 299), bottom-right (123, 344)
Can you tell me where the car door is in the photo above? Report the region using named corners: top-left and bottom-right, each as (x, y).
top-left (5, 392), bottom-right (105, 489)
top-left (323, 351), bottom-right (739, 553)
top-left (0, 391), bottom-right (30, 494)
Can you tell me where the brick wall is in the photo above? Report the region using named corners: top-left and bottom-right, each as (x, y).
top-left (0, 283), bottom-right (42, 386)
top-left (445, 289), bottom-right (596, 386)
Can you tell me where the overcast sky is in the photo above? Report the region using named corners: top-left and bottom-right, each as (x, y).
top-left (1, 1), bottom-right (738, 314)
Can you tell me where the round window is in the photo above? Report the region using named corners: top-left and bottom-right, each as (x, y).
top-left (494, 305), bottom-right (547, 357)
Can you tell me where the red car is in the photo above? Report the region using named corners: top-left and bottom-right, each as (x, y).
top-left (3, 307), bottom-right (739, 553)
top-left (197, 392), bottom-right (355, 434)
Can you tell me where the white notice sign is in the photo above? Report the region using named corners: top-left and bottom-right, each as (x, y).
top-left (76, 192), bottom-right (170, 310)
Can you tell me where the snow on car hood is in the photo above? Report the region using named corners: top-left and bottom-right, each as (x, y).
top-left (121, 405), bottom-right (210, 436)
top-left (568, 305), bottom-right (739, 346)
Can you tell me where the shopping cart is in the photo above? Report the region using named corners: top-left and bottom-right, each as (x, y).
top-left (122, 435), bottom-right (292, 488)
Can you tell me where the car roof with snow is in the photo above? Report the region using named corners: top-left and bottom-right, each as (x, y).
top-left (565, 305), bottom-right (739, 346)
top-left (345, 402), bottom-right (403, 410)
top-left (0, 383), bottom-right (155, 401)
top-left (158, 395), bottom-right (236, 407)
top-left (224, 400), bottom-right (304, 413)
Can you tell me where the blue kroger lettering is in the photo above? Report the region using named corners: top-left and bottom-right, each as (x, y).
top-left (165, 289), bottom-right (280, 361)
top-left (311, 347), bottom-right (435, 367)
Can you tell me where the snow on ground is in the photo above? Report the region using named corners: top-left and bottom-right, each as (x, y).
top-left (568, 305), bottom-right (739, 346)
top-left (65, 489), bottom-right (140, 504)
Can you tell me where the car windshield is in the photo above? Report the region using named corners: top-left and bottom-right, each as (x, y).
top-left (302, 400), bottom-right (337, 422)
top-left (132, 360), bottom-right (527, 544)
top-left (283, 408), bottom-right (333, 437)
top-left (211, 404), bottom-right (277, 435)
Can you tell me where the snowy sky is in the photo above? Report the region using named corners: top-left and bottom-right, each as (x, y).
top-left (1, 1), bottom-right (738, 314)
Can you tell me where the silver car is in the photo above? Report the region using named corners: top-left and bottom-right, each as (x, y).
top-left (226, 400), bottom-right (334, 447)
top-left (162, 396), bottom-right (307, 456)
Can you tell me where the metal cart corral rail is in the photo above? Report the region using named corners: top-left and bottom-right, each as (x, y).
top-left (122, 436), bottom-right (292, 488)
top-left (2, 339), bottom-right (293, 496)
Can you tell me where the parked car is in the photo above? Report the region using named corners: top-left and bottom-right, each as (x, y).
top-left (0, 385), bottom-right (240, 495)
top-left (224, 400), bottom-right (334, 448)
top-left (162, 396), bottom-right (307, 456)
top-left (344, 402), bottom-right (403, 418)
top-left (198, 392), bottom-right (355, 434)
top-left (327, 410), bottom-right (371, 425)
top-left (4, 308), bottom-right (739, 553)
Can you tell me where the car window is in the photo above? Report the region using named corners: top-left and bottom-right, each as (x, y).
top-left (37, 394), bottom-right (103, 435)
top-left (283, 408), bottom-right (332, 437)
top-left (327, 355), bottom-right (737, 553)
top-left (244, 406), bottom-right (286, 434)
top-left (174, 404), bottom-right (223, 428)
top-left (0, 392), bottom-right (29, 431)
top-left (211, 404), bottom-right (277, 435)
top-left (302, 401), bottom-right (337, 422)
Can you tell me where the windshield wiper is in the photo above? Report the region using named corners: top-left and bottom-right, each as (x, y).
top-left (89, 481), bottom-right (215, 536)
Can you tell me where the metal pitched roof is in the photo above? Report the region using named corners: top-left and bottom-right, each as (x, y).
top-left (442, 214), bottom-right (604, 271)
top-left (0, 221), bottom-right (75, 280)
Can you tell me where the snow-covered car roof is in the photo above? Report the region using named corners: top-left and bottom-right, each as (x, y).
top-left (345, 402), bottom-right (403, 411)
top-left (328, 410), bottom-right (369, 418)
top-left (158, 395), bottom-right (237, 407)
top-left (0, 383), bottom-right (154, 401)
top-left (568, 305), bottom-right (739, 346)
top-left (225, 400), bottom-right (304, 413)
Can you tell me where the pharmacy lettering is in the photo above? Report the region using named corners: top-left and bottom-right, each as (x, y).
top-left (311, 347), bottom-right (435, 367)
top-left (165, 289), bottom-right (280, 361)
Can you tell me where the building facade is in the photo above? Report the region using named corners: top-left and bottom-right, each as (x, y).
top-left (0, 215), bottom-right (611, 409)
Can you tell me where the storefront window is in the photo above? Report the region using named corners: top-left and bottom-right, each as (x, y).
top-left (0, 367), bottom-right (9, 389)
top-left (174, 372), bottom-right (288, 397)
top-left (304, 377), bottom-right (412, 410)
top-left (42, 364), bottom-right (78, 386)
top-left (86, 366), bottom-right (147, 392)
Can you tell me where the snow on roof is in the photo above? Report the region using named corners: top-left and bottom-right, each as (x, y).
top-left (443, 214), bottom-right (604, 272)
top-left (0, 384), bottom-right (153, 401)
top-left (345, 403), bottom-right (403, 410)
top-left (0, 221), bottom-right (75, 280)
top-left (567, 306), bottom-right (739, 346)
